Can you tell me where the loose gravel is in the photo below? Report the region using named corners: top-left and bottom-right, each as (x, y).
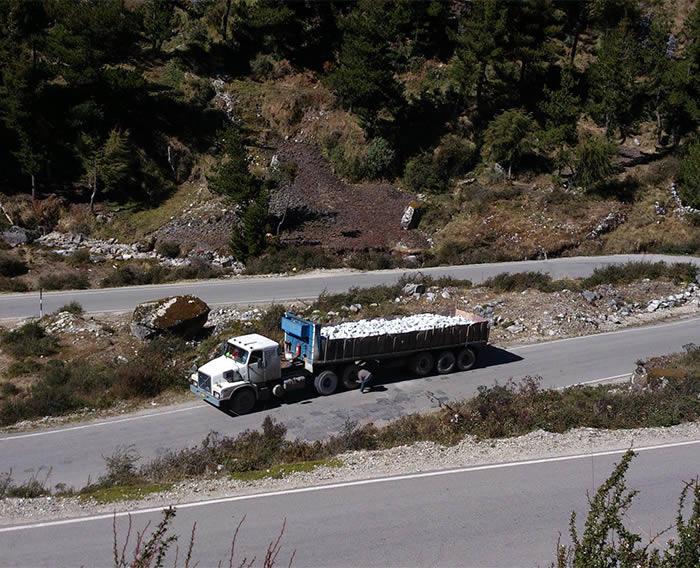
top-left (2, 421), bottom-right (699, 526)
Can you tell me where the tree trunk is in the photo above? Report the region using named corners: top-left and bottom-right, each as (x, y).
top-left (507, 161), bottom-right (512, 180)
top-left (475, 62), bottom-right (487, 113)
top-left (30, 174), bottom-right (36, 201)
top-left (90, 163), bottom-right (98, 215)
top-left (222, 0), bottom-right (233, 41)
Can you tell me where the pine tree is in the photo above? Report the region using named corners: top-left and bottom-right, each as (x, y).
top-left (587, 22), bottom-right (636, 140)
top-left (541, 66), bottom-right (581, 174)
top-left (140, 0), bottom-right (175, 52)
top-left (482, 109), bottom-right (536, 179)
top-left (451, 0), bottom-right (508, 115)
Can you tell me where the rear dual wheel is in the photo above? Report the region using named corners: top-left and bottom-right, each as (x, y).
top-left (314, 370), bottom-right (339, 395)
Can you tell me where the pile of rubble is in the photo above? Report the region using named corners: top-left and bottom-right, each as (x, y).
top-left (35, 231), bottom-right (244, 271)
top-left (43, 312), bottom-right (111, 337)
top-left (320, 313), bottom-right (475, 340)
top-left (205, 306), bottom-right (264, 335)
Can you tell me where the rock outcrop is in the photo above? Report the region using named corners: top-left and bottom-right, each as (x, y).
top-left (131, 295), bottom-right (210, 340)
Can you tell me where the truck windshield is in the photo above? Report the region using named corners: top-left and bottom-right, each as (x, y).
top-left (223, 344), bottom-right (248, 364)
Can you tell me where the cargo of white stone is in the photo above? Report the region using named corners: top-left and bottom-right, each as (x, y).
top-left (321, 313), bottom-right (476, 340)
top-left (190, 311), bottom-right (489, 415)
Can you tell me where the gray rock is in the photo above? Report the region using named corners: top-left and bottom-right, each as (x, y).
top-left (425, 292), bottom-right (436, 302)
top-left (400, 205), bottom-right (420, 230)
top-left (506, 324), bottom-right (525, 334)
top-left (403, 283), bottom-right (425, 296)
top-left (646, 300), bottom-right (660, 313)
top-left (581, 290), bottom-right (599, 304)
top-left (2, 225), bottom-right (38, 246)
top-left (131, 295), bottom-right (210, 340)
top-left (348, 304), bottom-right (361, 313)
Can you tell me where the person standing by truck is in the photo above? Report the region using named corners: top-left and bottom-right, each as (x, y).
top-left (358, 361), bottom-right (374, 393)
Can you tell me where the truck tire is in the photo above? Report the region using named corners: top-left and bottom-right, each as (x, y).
top-left (456, 347), bottom-right (477, 371)
top-left (341, 364), bottom-right (360, 390)
top-left (314, 370), bottom-right (339, 395)
top-left (229, 388), bottom-right (257, 415)
top-left (436, 351), bottom-right (456, 374)
top-left (412, 352), bottom-right (434, 377)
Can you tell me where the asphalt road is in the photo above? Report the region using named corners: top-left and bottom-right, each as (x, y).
top-left (1, 440), bottom-right (698, 567)
top-left (2, 254), bottom-right (698, 319)
top-left (2, 316), bottom-right (699, 489)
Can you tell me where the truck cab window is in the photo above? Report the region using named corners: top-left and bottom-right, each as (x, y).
top-left (249, 351), bottom-right (263, 367)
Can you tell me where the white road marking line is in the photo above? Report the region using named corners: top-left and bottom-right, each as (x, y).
top-left (574, 373), bottom-right (629, 386)
top-left (0, 405), bottom-right (208, 442)
top-left (2, 438), bottom-right (699, 533)
top-left (509, 315), bottom-right (700, 351)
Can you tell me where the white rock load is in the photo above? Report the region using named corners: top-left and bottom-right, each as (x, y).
top-left (320, 313), bottom-right (474, 340)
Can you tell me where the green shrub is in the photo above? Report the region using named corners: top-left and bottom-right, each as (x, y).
top-left (403, 152), bottom-right (446, 193)
top-left (345, 251), bottom-right (396, 271)
top-left (573, 134), bottom-right (616, 190)
top-left (155, 240), bottom-right (180, 259)
top-left (4, 360), bottom-right (42, 378)
top-left (484, 271), bottom-right (573, 293)
top-left (101, 263), bottom-right (166, 287)
top-left (0, 277), bottom-right (30, 292)
top-left (55, 301), bottom-right (84, 315)
top-left (0, 381), bottom-right (21, 397)
top-left (0, 253), bottom-right (28, 277)
top-left (679, 141), bottom-right (700, 209)
top-left (38, 271), bottom-right (89, 291)
top-left (245, 246), bottom-right (340, 274)
top-left (0, 470), bottom-right (52, 499)
top-left (0, 322), bottom-right (58, 358)
top-left (581, 261), bottom-right (698, 288)
top-left (67, 248), bottom-right (91, 266)
top-left (363, 137), bottom-right (395, 179)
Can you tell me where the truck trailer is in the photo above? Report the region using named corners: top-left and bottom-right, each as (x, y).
top-left (190, 311), bottom-right (489, 414)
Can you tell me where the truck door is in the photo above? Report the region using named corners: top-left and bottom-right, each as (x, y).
top-left (248, 350), bottom-right (265, 384)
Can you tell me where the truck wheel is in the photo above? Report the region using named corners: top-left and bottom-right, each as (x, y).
top-left (230, 388), bottom-right (256, 415)
top-left (412, 352), bottom-right (434, 377)
top-left (456, 347), bottom-right (477, 371)
top-left (341, 364), bottom-right (360, 390)
top-left (436, 351), bottom-right (456, 374)
top-left (314, 370), bottom-right (339, 395)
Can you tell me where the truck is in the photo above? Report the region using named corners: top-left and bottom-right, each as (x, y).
top-left (189, 311), bottom-right (489, 415)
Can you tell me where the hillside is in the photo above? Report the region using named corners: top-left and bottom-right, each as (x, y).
top-left (1, 0), bottom-right (699, 291)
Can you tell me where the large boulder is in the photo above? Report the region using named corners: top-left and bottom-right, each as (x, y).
top-left (131, 295), bottom-right (210, 340)
top-left (2, 225), bottom-right (39, 247)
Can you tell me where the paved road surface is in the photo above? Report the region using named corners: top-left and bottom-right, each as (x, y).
top-left (1, 440), bottom-right (698, 567)
top-left (2, 254), bottom-right (698, 319)
top-left (2, 317), bottom-right (699, 488)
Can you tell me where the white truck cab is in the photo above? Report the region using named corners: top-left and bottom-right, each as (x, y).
top-left (190, 333), bottom-right (280, 408)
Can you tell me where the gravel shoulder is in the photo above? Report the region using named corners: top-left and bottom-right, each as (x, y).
top-left (2, 421), bottom-right (699, 526)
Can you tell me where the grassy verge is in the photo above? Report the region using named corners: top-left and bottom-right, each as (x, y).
top-left (79, 483), bottom-right (172, 504)
top-left (230, 459), bottom-right (343, 481)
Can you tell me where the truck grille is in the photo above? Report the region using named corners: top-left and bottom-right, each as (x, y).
top-left (198, 372), bottom-right (211, 392)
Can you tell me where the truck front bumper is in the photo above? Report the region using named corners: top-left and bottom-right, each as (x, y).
top-left (190, 384), bottom-right (222, 407)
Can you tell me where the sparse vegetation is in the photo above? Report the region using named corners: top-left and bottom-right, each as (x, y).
top-left (553, 451), bottom-right (700, 568)
top-left (0, 336), bottom-right (188, 426)
top-left (38, 271), bottom-right (89, 291)
top-left (0, 252), bottom-right (28, 277)
top-left (0, 321), bottom-right (58, 358)
top-left (55, 301), bottom-right (84, 315)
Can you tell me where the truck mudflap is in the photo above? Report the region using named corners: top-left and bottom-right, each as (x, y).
top-left (190, 384), bottom-right (222, 407)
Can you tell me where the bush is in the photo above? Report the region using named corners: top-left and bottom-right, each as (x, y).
top-left (363, 137), bottom-right (395, 179)
top-left (55, 301), bottom-right (84, 315)
top-left (0, 252), bottom-right (29, 278)
top-left (573, 134), bottom-right (616, 190)
top-left (484, 271), bottom-right (572, 293)
top-left (0, 322), bottom-right (58, 358)
top-left (67, 248), bottom-right (91, 266)
top-left (403, 152), bottom-right (446, 193)
top-left (101, 263), bottom-right (166, 287)
top-left (345, 250), bottom-right (396, 271)
top-left (0, 470), bottom-right (52, 499)
top-left (38, 271), bottom-right (89, 291)
top-left (245, 246), bottom-right (340, 274)
top-left (155, 240), bottom-right (180, 259)
top-left (581, 261), bottom-right (698, 288)
top-left (0, 253), bottom-right (28, 277)
top-left (679, 141), bottom-right (700, 209)
top-left (554, 451), bottom-right (700, 567)
top-left (0, 276), bottom-right (30, 292)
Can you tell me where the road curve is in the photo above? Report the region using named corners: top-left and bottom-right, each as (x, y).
top-left (1, 441), bottom-right (698, 567)
top-left (1, 254), bottom-right (698, 319)
top-left (2, 316), bottom-right (699, 488)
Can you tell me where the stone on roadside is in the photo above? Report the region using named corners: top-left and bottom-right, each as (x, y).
top-left (646, 300), bottom-right (660, 313)
top-left (131, 295), bottom-right (210, 340)
top-left (581, 290), bottom-right (598, 304)
top-left (403, 283), bottom-right (425, 296)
